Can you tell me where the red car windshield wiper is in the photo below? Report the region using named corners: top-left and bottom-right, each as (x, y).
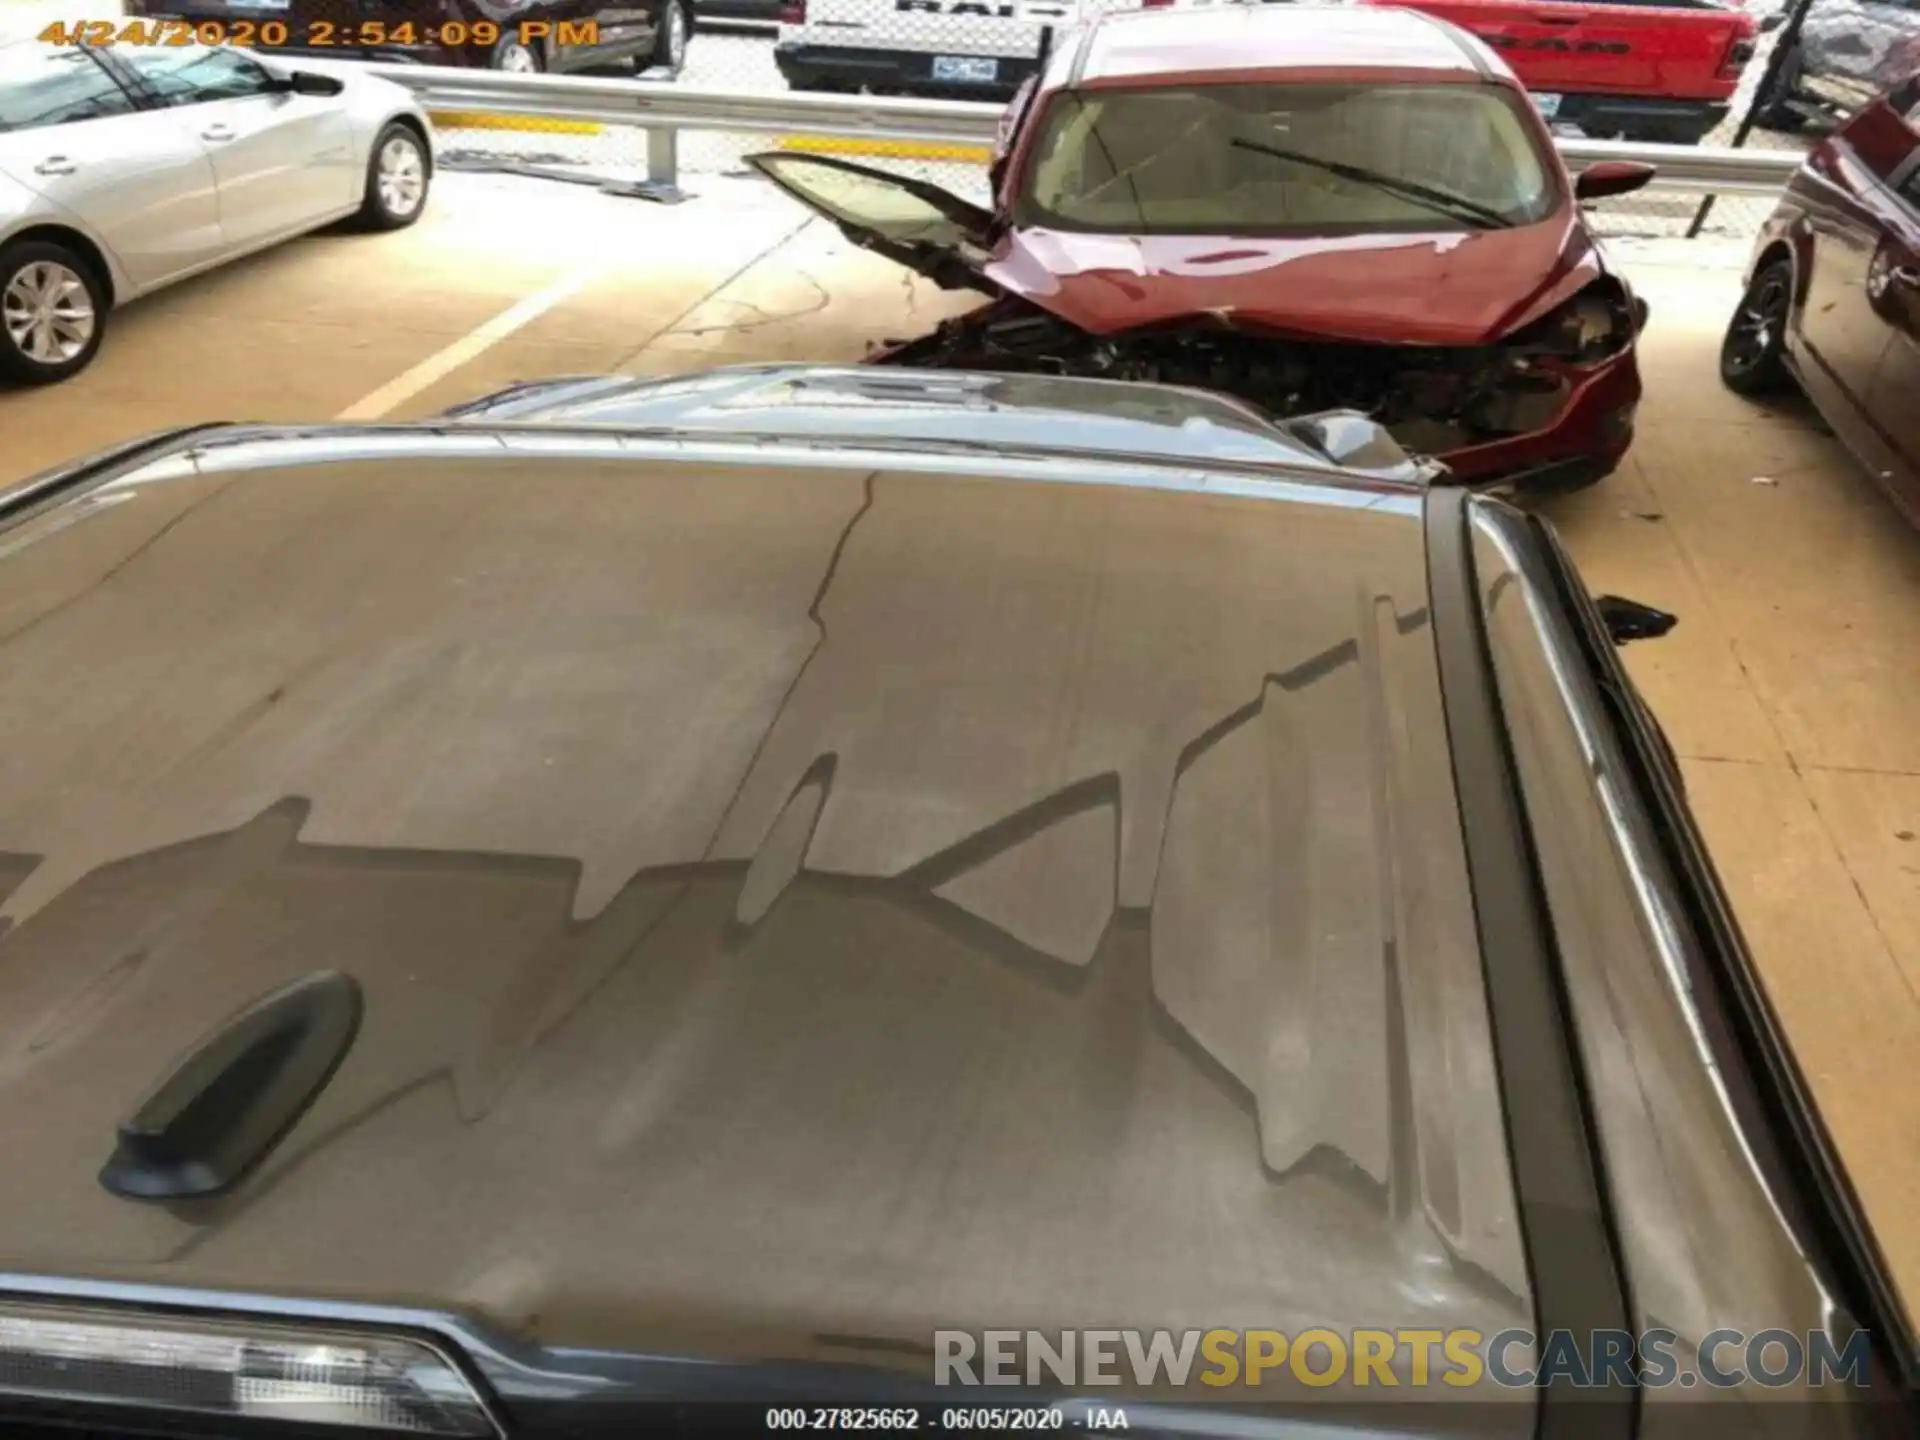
top-left (1230, 135), bottom-right (1516, 230)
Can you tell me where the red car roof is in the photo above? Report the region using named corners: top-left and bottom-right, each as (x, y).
top-left (1054, 4), bottom-right (1504, 90)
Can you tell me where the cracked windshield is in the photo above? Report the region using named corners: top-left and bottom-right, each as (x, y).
top-left (1020, 83), bottom-right (1557, 233)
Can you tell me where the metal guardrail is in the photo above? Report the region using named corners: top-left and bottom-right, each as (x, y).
top-left (347, 63), bottom-right (1001, 185)
top-left (338, 61), bottom-right (1804, 197)
top-left (1554, 137), bottom-right (1804, 197)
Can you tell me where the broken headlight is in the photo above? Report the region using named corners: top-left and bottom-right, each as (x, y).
top-left (1512, 284), bottom-right (1639, 365)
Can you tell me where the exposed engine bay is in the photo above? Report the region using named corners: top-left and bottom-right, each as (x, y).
top-left (875, 285), bottom-right (1639, 460)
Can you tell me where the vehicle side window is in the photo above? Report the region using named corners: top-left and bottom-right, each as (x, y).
top-left (1887, 76), bottom-right (1920, 209)
top-left (0, 46), bottom-right (136, 133)
top-left (113, 47), bottom-right (275, 106)
top-left (1891, 75), bottom-right (1920, 120)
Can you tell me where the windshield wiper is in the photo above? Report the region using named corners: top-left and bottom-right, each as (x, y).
top-left (1230, 136), bottom-right (1516, 230)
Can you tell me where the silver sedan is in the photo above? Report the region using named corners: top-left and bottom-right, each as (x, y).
top-left (0, 40), bottom-right (433, 384)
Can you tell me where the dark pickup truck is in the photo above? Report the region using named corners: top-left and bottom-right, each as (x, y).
top-left (1757, 0), bottom-right (1920, 131)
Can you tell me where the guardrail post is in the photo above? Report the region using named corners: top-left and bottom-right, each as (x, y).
top-left (1687, 0), bottom-right (1816, 238)
top-left (647, 125), bottom-right (679, 191)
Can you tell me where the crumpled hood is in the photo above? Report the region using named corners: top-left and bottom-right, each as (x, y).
top-left (984, 212), bottom-right (1602, 347)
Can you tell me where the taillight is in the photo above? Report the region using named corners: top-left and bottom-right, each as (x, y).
top-left (779, 0), bottom-right (805, 20)
top-left (1719, 36), bottom-right (1755, 79)
top-left (1141, 0), bottom-right (1176, 8)
top-left (0, 1301), bottom-right (499, 1436)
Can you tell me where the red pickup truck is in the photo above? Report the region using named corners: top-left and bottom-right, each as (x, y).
top-left (1363, 0), bottom-right (1759, 146)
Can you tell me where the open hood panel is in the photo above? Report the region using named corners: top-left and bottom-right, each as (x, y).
top-left (745, 151), bottom-right (1002, 296)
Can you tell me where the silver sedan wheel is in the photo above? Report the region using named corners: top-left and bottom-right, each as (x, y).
top-left (497, 42), bottom-right (538, 73)
top-left (376, 135), bottom-right (427, 219)
top-left (665, 3), bottom-right (687, 68)
top-left (3, 260), bottom-right (94, 365)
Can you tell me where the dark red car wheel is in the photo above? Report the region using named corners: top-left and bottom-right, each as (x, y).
top-left (1722, 258), bottom-right (1793, 395)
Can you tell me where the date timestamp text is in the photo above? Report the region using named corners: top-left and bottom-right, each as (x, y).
top-left (39, 18), bottom-right (599, 50)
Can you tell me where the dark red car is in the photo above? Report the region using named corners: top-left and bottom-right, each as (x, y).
top-left (750, 5), bottom-right (1656, 490)
top-left (1721, 70), bottom-right (1920, 530)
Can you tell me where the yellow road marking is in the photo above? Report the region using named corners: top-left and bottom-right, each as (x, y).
top-left (774, 135), bottom-right (991, 164)
top-left (429, 111), bottom-right (603, 136)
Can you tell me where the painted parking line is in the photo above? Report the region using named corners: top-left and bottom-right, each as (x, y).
top-left (334, 266), bottom-right (606, 421)
top-left (774, 135), bottom-right (992, 164)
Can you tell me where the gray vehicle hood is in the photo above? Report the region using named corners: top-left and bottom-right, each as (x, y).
top-left (437, 363), bottom-right (1438, 482)
top-left (0, 418), bottom-right (1524, 1404)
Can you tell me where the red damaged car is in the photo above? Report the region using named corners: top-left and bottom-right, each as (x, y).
top-left (749, 4), bottom-right (1657, 491)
